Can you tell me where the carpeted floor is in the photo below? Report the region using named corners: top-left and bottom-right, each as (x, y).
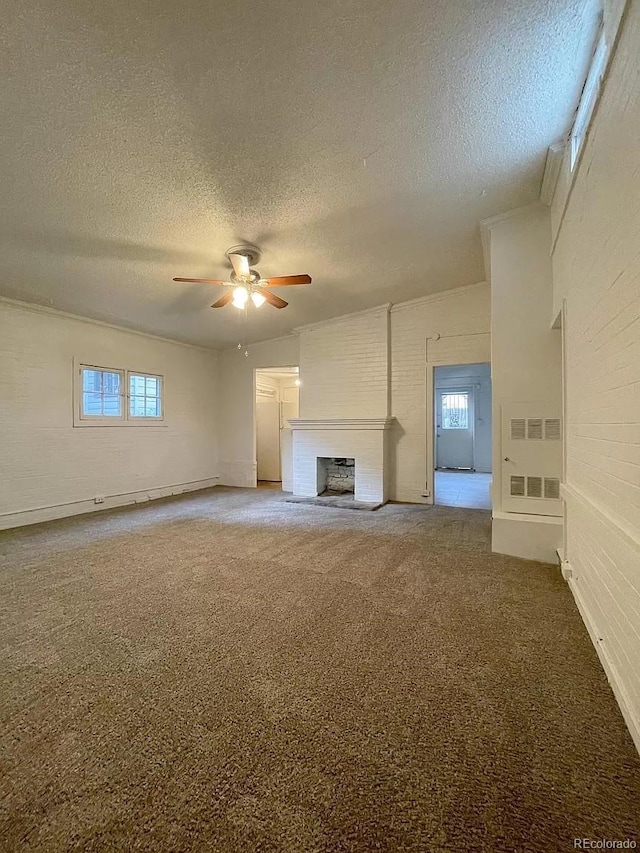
top-left (1, 488), bottom-right (638, 852)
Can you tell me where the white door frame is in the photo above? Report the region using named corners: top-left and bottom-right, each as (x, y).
top-left (253, 366), bottom-right (298, 488)
top-left (424, 332), bottom-right (491, 505)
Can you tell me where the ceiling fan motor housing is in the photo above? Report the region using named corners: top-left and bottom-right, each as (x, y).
top-left (225, 244), bottom-right (262, 268)
top-left (230, 269), bottom-right (261, 285)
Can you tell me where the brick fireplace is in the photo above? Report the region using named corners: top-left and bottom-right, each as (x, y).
top-left (288, 418), bottom-right (395, 504)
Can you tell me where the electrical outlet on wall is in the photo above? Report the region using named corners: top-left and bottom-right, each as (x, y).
top-left (94, 495), bottom-right (105, 504)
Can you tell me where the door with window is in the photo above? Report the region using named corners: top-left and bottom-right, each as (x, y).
top-left (436, 388), bottom-right (474, 469)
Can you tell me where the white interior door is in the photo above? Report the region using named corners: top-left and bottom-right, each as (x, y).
top-left (436, 388), bottom-right (474, 469)
top-left (256, 396), bottom-right (281, 481)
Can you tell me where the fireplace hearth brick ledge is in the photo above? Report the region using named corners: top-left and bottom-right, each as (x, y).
top-left (288, 418), bottom-right (396, 504)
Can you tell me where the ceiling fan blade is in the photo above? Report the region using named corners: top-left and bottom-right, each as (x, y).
top-left (262, 274), bottom-right (312, 286)
top-left (261, 290), bottom-right (288, 309)
top-left (211, 291), bottom-right (234, 308)
top-left (173, 277), bottom-right (226, 285)
top-left (229, 253), bottom-right (250, 279)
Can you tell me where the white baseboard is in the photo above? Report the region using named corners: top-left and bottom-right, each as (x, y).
top-left (566, 563), bottom-right (640, 756)
top-left (0, 477), bottom-right (219, 530)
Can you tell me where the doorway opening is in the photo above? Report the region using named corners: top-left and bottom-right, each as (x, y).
top-left (434, 363), bottom-right (492, 509)
top-left (255, 367), bottom-right (300, 491)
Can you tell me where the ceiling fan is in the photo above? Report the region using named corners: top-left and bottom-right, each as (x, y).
top-left (173, 245), bottom-right (311, 310)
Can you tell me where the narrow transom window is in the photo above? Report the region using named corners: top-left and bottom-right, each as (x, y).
top-left (441, 393), bottom-right (469, 430)
top-left (129, 373), bottom-right (162, 418)
top-left (570, 27), bottom-right (607, 171)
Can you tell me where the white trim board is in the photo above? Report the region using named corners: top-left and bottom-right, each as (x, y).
top-left (0, 477), bottom-right (219, 530)
top-left (565, 565), bottom-right (640, 756)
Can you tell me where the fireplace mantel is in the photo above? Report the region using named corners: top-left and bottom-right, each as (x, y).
top-left (288, 417), bottom-right (395, 431)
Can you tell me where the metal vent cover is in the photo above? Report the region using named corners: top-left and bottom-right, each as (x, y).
top-left (510, 476), bottom-right (525, 497)
top-left (544, 478), bottom-right (561, 499)
top-left (526, 477), bottom-right (543, 498)
top-left (544, 418), bottom-right (561, 440)
top-left (511, 418), bottom-right (526, 440)
top-left (527, 419), bottom-right (543, 440)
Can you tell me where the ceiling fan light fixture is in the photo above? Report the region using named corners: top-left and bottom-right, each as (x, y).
top-left (251, 291), bottom-right (266, 308)
top-left (232, 286), bottom-right (249, 308)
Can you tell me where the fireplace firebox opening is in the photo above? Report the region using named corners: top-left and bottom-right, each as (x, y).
top-left (317, 457), bottom-right (355, 496)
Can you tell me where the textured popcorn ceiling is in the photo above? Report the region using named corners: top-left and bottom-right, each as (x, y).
top-left (1, 0), bottom-right (600, 347)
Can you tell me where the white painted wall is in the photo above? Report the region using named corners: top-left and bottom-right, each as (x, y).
top-left (390, 284), bottom-right (491, 502)
top-left (434, 363), bottom-right (492, 473)
top-left (486, 205), bottom-right (563, 562)
top-left (0, 299), bottom-right (218, 528)
top-left (298, 306), bottom-right (390, 419)
top-left (551, 1), bottom-right (640, 754)
top-left (217, 336), bottom-right (300, 487)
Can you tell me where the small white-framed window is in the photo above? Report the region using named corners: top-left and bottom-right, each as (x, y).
top-left (80, 366), bottom-right (125, 421)
top-left (76, 363), bottom-right (164, 426)
top-left (570, 27), bottom-right (607, 172)
top-left (129, 373), bottom-right (162, 419)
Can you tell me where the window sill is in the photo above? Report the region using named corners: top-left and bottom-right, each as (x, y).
top-left (73, 421), bottom-right (167, 428)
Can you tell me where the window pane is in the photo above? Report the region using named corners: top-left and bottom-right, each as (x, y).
top-left (130, 396), bottom-right (147, 417)
top-left (442, 393), bottom-right (468, 429)
top-left (83, 369), bottom-right (102, 393)
top-left (103, 372), bottom-right (121, 394)
top-left (83, 392), bottom-right (103, 415)
top-left (128, 374), bottom-right (162, 418)
top-left (81, 368), bottom-right (123, 418)
top-left (130, 375), bottom-right (146, 395)
top-left (103, 394), bottom-right (122, 416)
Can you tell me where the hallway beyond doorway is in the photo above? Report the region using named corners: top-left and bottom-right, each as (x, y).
top-left (435, 471), bottom-right (491, 510)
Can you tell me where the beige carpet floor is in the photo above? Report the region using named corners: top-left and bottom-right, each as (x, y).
top-left (0, 488), bottom-right (638, 852)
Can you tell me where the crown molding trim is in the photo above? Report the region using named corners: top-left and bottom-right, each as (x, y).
top-left (389, 281), bottom-right (488, 313)
top-left (0, 295), bottom-right (216, 353)
top-left (540, 142), bottom-right (566, 206)
top-left (294, 303), bottom-right (391, 333)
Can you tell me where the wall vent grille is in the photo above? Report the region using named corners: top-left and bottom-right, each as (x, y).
top-left (526, 476), bottom-right (543, 498)
top-left (510, 476), bottom-right (525, 497)
top-left (544, 478), bottom-right (561, 499)
top-left (527, 419), bottom-right (543, 440)
top-left (544, 418), bottom-right (561, 440)
top-left (510, 419), bottom-right (526, 440)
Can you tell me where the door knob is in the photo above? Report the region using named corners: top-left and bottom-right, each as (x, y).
top-left (504, 457), bottom-right (510, 462)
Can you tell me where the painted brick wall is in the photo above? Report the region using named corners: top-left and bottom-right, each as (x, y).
top-left (0, 300), bottom-right (219, 527)
top-left (552, 3), bottom-right (640, 751)
top-left (390, 284), bottom-right (491, 502)
top-left (298, 307), bottom-right (390, 419)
